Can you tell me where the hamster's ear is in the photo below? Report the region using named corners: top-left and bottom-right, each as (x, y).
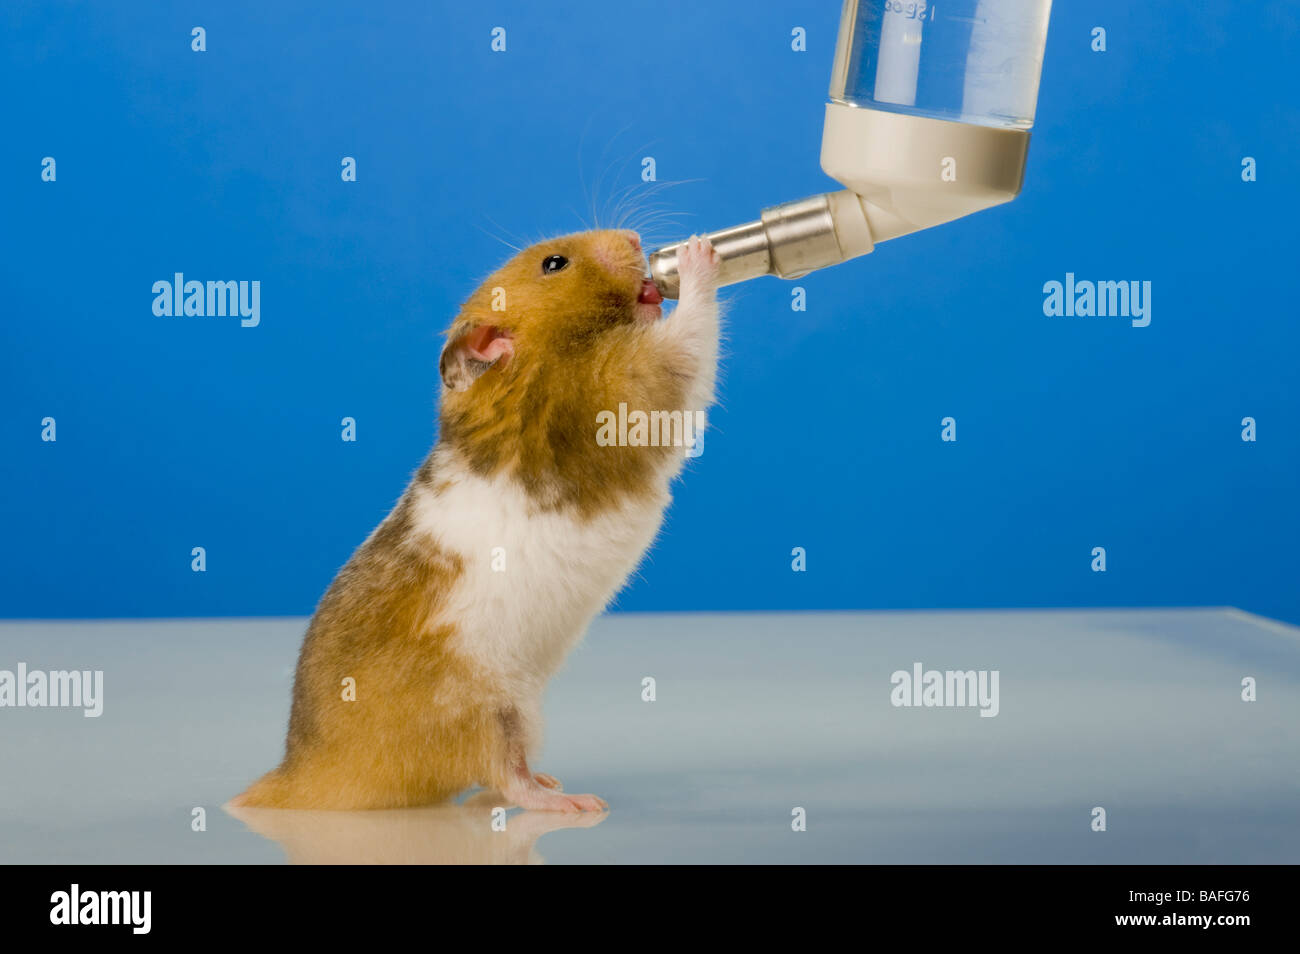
top-left (439, 325), bottom-right (514, 392)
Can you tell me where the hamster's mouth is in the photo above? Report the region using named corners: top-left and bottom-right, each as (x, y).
top-left (634, 277), bottom-right (664, 321)
top-left (637, 278), bottom-right (663, 305)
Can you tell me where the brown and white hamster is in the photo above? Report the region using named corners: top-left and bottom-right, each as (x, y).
top-left (232, 230), bottom-right (721, 812)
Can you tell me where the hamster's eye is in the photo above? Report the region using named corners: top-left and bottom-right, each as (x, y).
top-left (541, 254), bottom-right (569, 275)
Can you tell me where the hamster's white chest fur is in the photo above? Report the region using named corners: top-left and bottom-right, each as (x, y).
top-left (408, 460), bottom-right (672, 687)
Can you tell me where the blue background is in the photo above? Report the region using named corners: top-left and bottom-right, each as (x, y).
top-left (3, 1), bottom-right (1297, 623)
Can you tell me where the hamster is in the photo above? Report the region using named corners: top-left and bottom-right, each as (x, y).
top-left (232, 231), bottom-right (721, 812)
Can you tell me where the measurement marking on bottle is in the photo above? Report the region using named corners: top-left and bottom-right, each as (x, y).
top-left (882, 1), bottom-right (937, 21)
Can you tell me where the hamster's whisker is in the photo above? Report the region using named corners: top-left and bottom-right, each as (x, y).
top-left (586, 129), bottom-right (668, 230)
top-left (622, 206), bottom-right (689, 227)
top-left (497, 216), bottom-right (537, 247)
top-left (576, 111), bottom-right (599, 234)
top-left (620, 208), bottom-right (692, 240)
top-left (578, 115), bottom-right (633, 232)
top-left (603, 178), bottom-right (640, 221)
top-left (609, 178), bottom-right (702, 235)
top-left (474, 221), bottom-right (523, 254)
top-left (568, 205), bottom-right (594, 233)
top-left (605, 175), bottom-right (682, 226)
top-left (590, 124), bottom-right (640, 230)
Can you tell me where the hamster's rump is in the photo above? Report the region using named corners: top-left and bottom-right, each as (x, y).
top-left (233, 495), bottom-right (500, 810)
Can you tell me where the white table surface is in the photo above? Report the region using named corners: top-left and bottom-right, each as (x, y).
top-left (1, 608), bottom-right (1296, 864)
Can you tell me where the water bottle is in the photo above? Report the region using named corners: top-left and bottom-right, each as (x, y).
top-left (648, 0), bottom-right (1053, 298)
top-left (831, 0), bottom-right (1052, 129)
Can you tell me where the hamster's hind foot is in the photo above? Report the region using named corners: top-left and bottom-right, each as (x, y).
top-left (513, 788), bottom-right (608, 813)
top-left (504, 769), bottom-right (606, 813)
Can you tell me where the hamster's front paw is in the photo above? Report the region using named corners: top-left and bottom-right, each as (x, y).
top-left (677, 234), bottom-right (721, 300)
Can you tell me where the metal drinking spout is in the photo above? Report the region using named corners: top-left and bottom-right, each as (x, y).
top-left (649, 191), bottom-right (879, 299)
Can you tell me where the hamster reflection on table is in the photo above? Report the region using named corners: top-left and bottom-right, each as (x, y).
top-left (225, 793), bottom-right (606, 865)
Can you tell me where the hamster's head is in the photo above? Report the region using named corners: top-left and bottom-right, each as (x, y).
top-left (436, 228), bottom-right (691, 510)
top-left (438, 229), bottom-right (661, 394)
